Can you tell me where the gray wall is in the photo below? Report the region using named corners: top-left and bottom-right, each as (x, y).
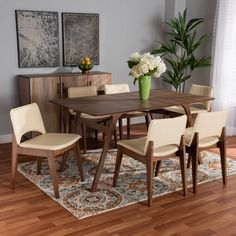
top-left (0, 0), bottom-right (216, 141)
top-left (0, 0), bottom-right (165, 140)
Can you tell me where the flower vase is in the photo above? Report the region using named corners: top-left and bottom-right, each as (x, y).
top-left (138, 75), bottom-right (151, 100)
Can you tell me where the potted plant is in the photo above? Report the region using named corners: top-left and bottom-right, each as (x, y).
top-left (152, 9), bottom-right (211, 92)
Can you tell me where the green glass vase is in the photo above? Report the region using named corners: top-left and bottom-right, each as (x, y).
top-left (138, 75), bottom-right (151, 100)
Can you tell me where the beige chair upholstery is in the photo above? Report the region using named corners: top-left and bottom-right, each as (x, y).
top-left (10, 103), bottom-right (84, 198)
top-left (150, 84), bottom-right (213, 120)
top-left (113, 115), bottom-right (188, 206)
top-left (68, 86), bottom-right (97, 98)
top-left (104, 83), bottom-right (150, 139)
top-left (189, 84), bottom-right (213, 111)
top-left (184, 110), bottom-right (228, 193)
top-left (68, 86), bottom-right (111, 153)
top-left (68, 86), bottom-right (108, 119)
top-left (104, 83), bottom-right (130, 94)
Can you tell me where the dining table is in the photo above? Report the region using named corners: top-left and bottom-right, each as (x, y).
top-left (50, 89), bottom-right (214, 192)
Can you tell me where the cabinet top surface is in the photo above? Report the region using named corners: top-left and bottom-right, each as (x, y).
top-left (17, 71), bottom-right (111, 78)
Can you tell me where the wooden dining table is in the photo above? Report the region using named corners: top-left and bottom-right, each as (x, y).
top-left (51, 89), bottom-right (214, 192)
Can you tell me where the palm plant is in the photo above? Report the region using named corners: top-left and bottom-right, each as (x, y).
top-left (152, 9), bottom-right (211, 92)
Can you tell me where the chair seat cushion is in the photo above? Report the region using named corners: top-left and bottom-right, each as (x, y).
top-left (80, 113), bottom-right (110, 120)
top-left (164, 105), bottom-right (208, 114)
top-left (19, 133), bottom-right (81, 150)
top-left (117, 137), bottom-right (179, 156)
top-left (184, 127), bottom-right (219, 147)
top-left (70, 109), bottom-right (110, 120)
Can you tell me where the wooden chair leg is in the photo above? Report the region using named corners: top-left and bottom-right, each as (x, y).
top-left (145, 113), bottom-right (149, 130)
top-left (47, 154), bottom-right (60, 198)
top-left (179, 155), bottom-right (187, 196)
top-left (103, 120), bottom-right (107, 140)
top-left (74, 142), bottom-right (84, 181)
top-left (219, 142), bottom-right (227, 185)
top-left (69, 114), bottom-right (76, 133)
top-left (113, 129), bottom-right (117, 148)
top-left (95, 130), bottom-right (98, 140)
top-left (119, 118), bottom-right (123, 140)
top-left (192, 151), bottom-right (199, 194)
top-left (127, 117), bottom-right (131, 137)
top-left (68, 114), bottom-right (72, 133)
top-left (155, 160), bottom-right (161, 176)
top-left (219, 127), bottom-right (227, 185)
top-left (149, 112), bottom-right (154, 120)
top-left (113, 148), bottom-right (123, 187)
top-left (187, 154), bottom-right (191, 168)
top-left (198, 154), bottom-right (203, 165)
top-left (146, 159), bottom-right (153, 207)
top-left (11, 144), bottom-right (18, 189)
top-left (82, 124), bottom-right (87, 153)
top-left (37, 157), bottom-right (42, 174)
top-left (59, 151), bottom-right (68, 171)
top-left (63, 110), bottom-right (68, 133)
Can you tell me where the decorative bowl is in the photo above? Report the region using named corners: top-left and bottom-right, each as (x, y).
top-left (78, 56), bottom-right (93, 74)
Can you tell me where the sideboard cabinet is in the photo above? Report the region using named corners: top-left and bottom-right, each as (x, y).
top-left (18, 71), bottom-right (112, 133)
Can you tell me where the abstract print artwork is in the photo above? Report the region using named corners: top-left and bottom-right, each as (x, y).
top-left (62, 13), bottom-right (99, 66)
top-left (15, 10), bottom-right (60, 68)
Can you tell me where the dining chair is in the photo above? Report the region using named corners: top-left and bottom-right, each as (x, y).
top-left (113, 115), bottom-right (188, 206)
top-left (68, 86), bottom-right (112, 153)
top-left (184, 110), bottom-right (228, 194)
top-left (104, 83), bottom-right (150, 140)
top-left (150, 84), bottom-right (214, 119)
top-left (10, 103), bottom-right (84, 198)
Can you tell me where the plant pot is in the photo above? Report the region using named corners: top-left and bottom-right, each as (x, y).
top-left (138, 75), bottom-right (151, 100)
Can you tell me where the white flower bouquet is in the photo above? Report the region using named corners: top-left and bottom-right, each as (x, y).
top-left (127, 52), bottom-right (166, 84)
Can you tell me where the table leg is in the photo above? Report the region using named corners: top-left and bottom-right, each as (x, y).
top-left (181, 106), bottom-right (203, 164)
top-left (181, 104), bottom-right (193, 127)
top-left (90, 114), bottom-right (121, 192)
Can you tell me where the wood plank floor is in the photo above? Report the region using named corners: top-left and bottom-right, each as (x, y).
top-left (0, 124), bottom-right (236, 236)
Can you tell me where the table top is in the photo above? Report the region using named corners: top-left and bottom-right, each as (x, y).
top-left (50, 89), bottom-right (214, 116)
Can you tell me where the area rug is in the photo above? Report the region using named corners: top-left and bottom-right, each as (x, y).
top-left (17, 149), bottom-right (236, 219)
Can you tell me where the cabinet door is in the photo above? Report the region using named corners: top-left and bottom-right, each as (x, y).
top-left (61, 75), bottom-right (87, 97)
top-left (88, 73), bottom-right (112, 92)
top-left (30, 77), bottom-right (61, 133)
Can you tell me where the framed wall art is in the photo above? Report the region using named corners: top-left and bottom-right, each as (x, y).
top-left (15, 10), bottom-right (60, 68)
top-left (62, 13), bottom-right (99, 66)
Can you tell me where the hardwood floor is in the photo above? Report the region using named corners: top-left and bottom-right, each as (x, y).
top-left (0, 124), bottom-right (236, 236)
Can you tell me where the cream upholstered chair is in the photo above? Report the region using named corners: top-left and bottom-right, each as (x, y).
top-left (150, 84), bottom-right (214, 119)
top-left (113, 115), bottom-right (188, 207)
top-left (10, 103), bottom-right (84, 198)
top-left (68, 86), bottom-right (112, 153)
top-left (184, 110), bottom-right (227, 194)
top-left (104, 83), bottom-right (149, 139)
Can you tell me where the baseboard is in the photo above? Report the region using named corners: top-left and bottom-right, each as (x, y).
top-left (0, 134), bottom-right (12, 144)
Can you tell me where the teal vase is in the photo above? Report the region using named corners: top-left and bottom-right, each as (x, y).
top-left (138, 75), bottom-right (151, 100)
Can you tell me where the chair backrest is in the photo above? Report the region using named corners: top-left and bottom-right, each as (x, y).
top-left (68, 86), bottom-right (97, 98)
top-left (189, 84), bottom-right (214, 111)
top-left (104, 83), bottom-right (130, 94)
top-left (10, 103), bottom-right (46, 145)
top-left (188, 110), bottom-right (227, 145)
top-left (144, 115), bottom-right (187, 152)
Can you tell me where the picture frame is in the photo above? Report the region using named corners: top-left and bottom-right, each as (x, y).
top-left (62, 13), bottom-right (99, 66)
top-left (15, 10), bottom-right (60, 68)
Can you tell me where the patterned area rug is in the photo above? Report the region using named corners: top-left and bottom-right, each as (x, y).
top-left (18, 149), bottom-right (236, 220)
